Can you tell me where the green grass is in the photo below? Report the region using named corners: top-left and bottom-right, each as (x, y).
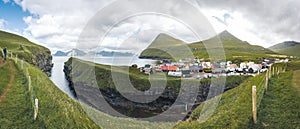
top-left (292, 70), bottom-right (300, 96)
top-left (272, 45), bottom-right (300, 57)
top-left (0, 59), bottom-right (101, 128)
top-left (248, 71), bottom-right (300, 128)
top-left (174, 64), bottom-right (292, 128)
top-left (0, 62), bottom-right (9, 95)
top-left (0, 30), bottom-right (51, 66)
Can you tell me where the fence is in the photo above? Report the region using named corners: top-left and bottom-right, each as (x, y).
top-left (252, 63), bottom-right (287, 124)
top-left (11, 53), bottom-right (39, 120)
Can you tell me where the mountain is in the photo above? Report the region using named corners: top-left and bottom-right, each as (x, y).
top-left (139, 33), bottom-right (191, 60)
top-left (269, 41), bottom-right (300, 57)
top-left (66, 48), bottom-right (86, 56)
top-left (53, 49), bottom-right (86, 56)
top-left (96, 51), bottom-right (134, 57)
top-left (140, 31), bottom-right (277, 61)
top-left (53, 50), bottom-right (67, 56)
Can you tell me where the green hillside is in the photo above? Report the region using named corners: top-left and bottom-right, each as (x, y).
top-left (0, 30), bottom-right (53, 76)
top-left (140, 31), bottom-right (278, 62)
top-left (269, 41), bottom-right (300, 57)
top-left (0, 59), bottom-right (100, 128)
top-left (175, 63), bottom-right (300, 128)
top-left (0, 30), bottom-right (101, 128)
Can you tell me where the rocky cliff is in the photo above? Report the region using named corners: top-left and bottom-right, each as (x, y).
top-left (63, 58), bottom-right (249, 121)
top-left (33, 50), bottom-right (53, 76)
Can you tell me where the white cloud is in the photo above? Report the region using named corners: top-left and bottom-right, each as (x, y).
top-left (17, 0), bottom-right (215, 52)
top-left (13, 0), bottom-right (300, 52)
top-left (0, 19), bottom-right (7, 29)
top-left (16, 0), bottom-right (111, 52)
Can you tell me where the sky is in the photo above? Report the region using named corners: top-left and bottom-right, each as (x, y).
top-left (0, 0), bottom-right (299, 53)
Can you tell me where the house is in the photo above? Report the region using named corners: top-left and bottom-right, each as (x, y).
top-left (144, 64), bottom-right (152, 74)
top-left (212, 68), bottom-right (225, 73)
top-left (220, 62), bottom-right (227, 68)
top-left (182, 70), bottom-right (192, 78)
top-left (189, 65), bottom-right (203, 72)
top-left (212, 62), bottom-right (221, 68)
top-left (240, 62), bottom-right (247, 69)
top-left (201, 62), bottom-right (211, 68)
top-left (161, 65), bottom-right (178, 72)
top-left (168, 71), bottom-right (182, 77)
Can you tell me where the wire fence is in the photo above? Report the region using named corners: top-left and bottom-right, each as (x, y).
top-left (252, 63), bottom-right (287, 124)
top-left (10, 53), bottom-right (39, 120)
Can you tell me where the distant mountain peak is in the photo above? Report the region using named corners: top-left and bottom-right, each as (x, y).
top-left (155, 33), bottom-right (182, 42)
top-left (218, 30), bottom-right (238, 39)
top-left (269, 41), bottom-right (300, 49)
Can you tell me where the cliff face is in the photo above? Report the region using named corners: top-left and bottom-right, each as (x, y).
top-left (33, 50), bottom-right (53, 76)
top-left (63, 58), bottom-right (249, 121)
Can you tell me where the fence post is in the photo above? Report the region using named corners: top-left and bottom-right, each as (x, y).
top-left (28, 76), bottom-right (31, 92)
top-left (16, 54), bottom-right (18, 63)
top-left (26, 68), bottom-right (29, 78)
top-left (269, 66), bottom-right (272, 79)
top-left (21, 59), bottom-right (24, 70)
top-left (252, 86), bottom-right (257, 124)
top-left (266, 70), bottom-right (269, 91)
top-left (34, 98), bottom-right (39, 120)
top-left (272, 67), bottom-right (275, 77)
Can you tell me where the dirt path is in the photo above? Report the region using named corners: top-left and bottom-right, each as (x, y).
top-left (292, 70), bottom-right (300, 96)
top-left (0, 60), bottom-right (6, 67)
top-left (0, 61), bottom-right (16, 106)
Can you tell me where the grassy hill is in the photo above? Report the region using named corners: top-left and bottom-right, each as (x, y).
top-left (0, 30), bottom-right (101, 128)
top-left (175, 63), bottom-right (300, 128)
top-left (140, 31), bottom-right (278, 62)
top-left (0, 30), bottom-right (53, 76)
top-left (269, 41), bottom-right (300, 57)
top-left (0, 59), bottom-right (100, 128)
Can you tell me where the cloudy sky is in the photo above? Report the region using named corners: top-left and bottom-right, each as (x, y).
top-left (0, 0), bottom-right (299, 53)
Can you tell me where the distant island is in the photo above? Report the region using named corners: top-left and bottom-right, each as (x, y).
top-left (96, 51), bottom-right (134, 57)
top-left (53, 48), bottom-right (86, 56)
top-left (53, 49), bottom-right (134, 57)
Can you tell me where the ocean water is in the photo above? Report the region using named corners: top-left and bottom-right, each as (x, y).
top-left (50, 56), bottom-right (157, 98)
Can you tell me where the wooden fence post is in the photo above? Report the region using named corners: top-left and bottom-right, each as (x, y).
top-left (272, 67), bottom-right (275, 77)
top-left (16, 54), bottom-right (18, 63)
top-left (26, 68), bottom-right (29, 78)
top-left (266, 70), bottom-right (269, 91)
top-left (34, 98), bottom-right (39, 120)
top-left (28, 76), bottom-right (31, 92)
top-left (269, 66), bottom-right (272, 79)
top-left (252, 86), bottom-right (257, 124)
top-left (21, 60), bottom-right (24, 69)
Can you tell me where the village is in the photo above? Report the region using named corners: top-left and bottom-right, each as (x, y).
top-left (139, 58), bottom-right (289, 79)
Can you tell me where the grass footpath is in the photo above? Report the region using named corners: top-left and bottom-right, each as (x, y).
top-left (0, 59), bottom-right (101, 128)
top-left (249, 71), bottom-right (300, 128)
top-left (292, 70), bottom-right (300, 96)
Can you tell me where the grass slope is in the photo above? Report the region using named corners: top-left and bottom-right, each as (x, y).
top-left (269, 41), bottom-right (300, 57)
top-left (174, 63), bottom-right (297, 128)
top-left (0, 30), bottom-right (51, 67)
top-left (270, 45), bottom-right (300, 57)
top-left (249, 71), bottom-right (300, 128)
top-left (0, 60), bottom-right (100, 128)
